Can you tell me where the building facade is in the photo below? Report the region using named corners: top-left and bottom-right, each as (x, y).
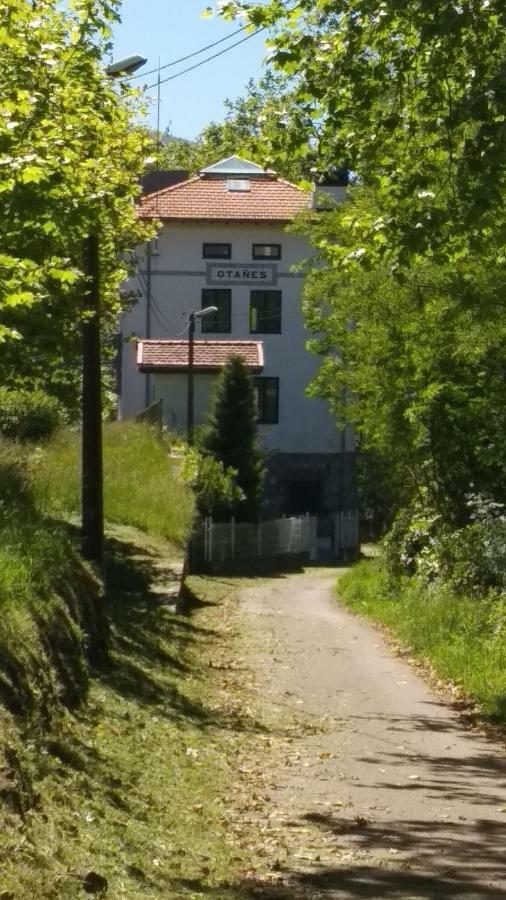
top-left (120, 156), bottom-right (355, 516)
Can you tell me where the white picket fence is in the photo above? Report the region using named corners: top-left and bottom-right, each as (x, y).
top-left (196, 514), bottom-right (318, 565)
top-left (334, 510), bottom-right (360, 556)
top-left (190, 511), bottom-right (360, 570)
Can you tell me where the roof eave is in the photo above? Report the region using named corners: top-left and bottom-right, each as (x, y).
top-left (138, 364), bottom-right (264, 374)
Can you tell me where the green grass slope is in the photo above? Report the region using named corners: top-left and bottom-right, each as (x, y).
top-left (31, 422), bottom-right (194, 544)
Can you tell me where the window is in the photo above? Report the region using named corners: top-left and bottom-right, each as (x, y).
top-left (250, 290), bottom-right (282, 334)
top-left (201, 289), bottom-right (231, 333)
top-left (252, 243), bottom-right (281, 260)
top-left (203, 243), bottom-right (231, 259)
top-left (253, 377), bottom-right (279, 424)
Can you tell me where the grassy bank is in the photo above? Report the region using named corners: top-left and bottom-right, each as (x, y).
top-left (339, 559), bottom-right (506, 722)
top-left (0, 537), bottom-right (256, 898)
top-left (0, 423), bottom-right (193, 725)
top-left (0, 443), bottom-right (106, 721)
top-left (0, 428), bottom-right (258, 896)
top-left (31, 421), bottom-right (194, 544)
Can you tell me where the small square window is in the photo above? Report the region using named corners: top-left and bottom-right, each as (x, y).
top-left (201, 289), bottom-right (231, 333)
top-left (203, 243), bottom-right (231, 259)
top-left (250, 290), bottom-right (282, 334)
top-left (253, 377), bottom-right (279, 424)
top-left (252, 243), bottom-right (281, 260)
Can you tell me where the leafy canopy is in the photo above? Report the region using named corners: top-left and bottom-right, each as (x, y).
top-left (217, 0), bottom-right (506, 264)
top-left (0, 0), bottom-right (154, 408)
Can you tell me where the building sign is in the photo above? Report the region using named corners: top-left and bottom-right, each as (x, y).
top-left (206, 262), bottom-right (277, 287)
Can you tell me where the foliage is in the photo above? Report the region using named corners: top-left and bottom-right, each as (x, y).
top-left (218, 0), bottom-right (506, 264)
top-left (0, 0), bottom-right (154, 411)
top-left (30, 422), bottom-right (194, 544)
top-left (181, 445), bottom-right (245, 519)
top-left (384, 492), bottom-right (506, 594)
top-left (303, 192), bottom-right (506, 523)
top-left (199, 356), bottom-right (265, 521)
top-left (159, 73), bottom-right (317, 182)
top-left (339, 559), bottom-right (506, 722)
top-left (357, 449), bottom-right (404, 538)
top-left (0, 388), bottom-right (64, 441)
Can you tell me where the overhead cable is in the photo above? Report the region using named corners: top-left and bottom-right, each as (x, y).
top-left (124, 21), bottom-right (252, 81)
top-left (143, 28), bottom-right (265, 91)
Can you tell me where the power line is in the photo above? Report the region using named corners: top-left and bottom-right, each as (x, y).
top-left (125, 0), bottom-right (295, 84)
top-left (124, 22), bottom-right (252, 82)
top-left (144, 29), bottom-right (265, 91)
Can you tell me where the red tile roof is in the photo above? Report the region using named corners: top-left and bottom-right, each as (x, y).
top-left (137, 340), bottom-right (264, 373)
top-left (137, 174), bottom-right (310, 222)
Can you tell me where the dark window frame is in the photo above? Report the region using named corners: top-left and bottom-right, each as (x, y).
top-left (253, 376), bottom-right (280, 425)
top-left (203, 242), bottom-right (231, 259)
top-left (201, 288), bottom-right (232, 334)
top-left (250, 290), bottom-right (282, 334)
top-left (252, 243), bottom-right (282, 260)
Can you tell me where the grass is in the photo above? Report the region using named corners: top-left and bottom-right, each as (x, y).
top-left (0, 536), bottom-right (260, 899)
top-left (31, 421), bottom-right (194, 544)
top-left (0, 429), bottom-right (263, 898)
top-left (0, 442), bottom-right (106, 720)
top-left (338, 558), bottom-right (506, 723)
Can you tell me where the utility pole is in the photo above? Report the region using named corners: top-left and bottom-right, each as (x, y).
top-left (145, 241), bottom-right (152, 407)
top-left (81, 54), bottom-right (148, 575)
top-left (186, 305), bottom-right (217, 446)
top-left (81, 233), bottom-right (104, 571)
top-left (186, 312), bottom-right (195, 445)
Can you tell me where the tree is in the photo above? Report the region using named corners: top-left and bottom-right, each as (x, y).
top-left (199, 356), bottom-right (265, 521)
top-left (0, 0), bottom-right (153, 412)
top-left (159, 74), bottom-right (317, 182)
top-left (217, 1), bottom-right (506, 264)
top-left (300, 190), bottom-right (506, 527)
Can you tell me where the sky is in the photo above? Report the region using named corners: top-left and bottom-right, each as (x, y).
top-left (112, 1), bottom-right (269, 140)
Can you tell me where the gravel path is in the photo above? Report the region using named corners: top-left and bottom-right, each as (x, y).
top-left (240, 571), bottom-right (506, 899)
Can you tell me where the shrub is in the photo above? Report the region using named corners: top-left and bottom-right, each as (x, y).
top-left (181, 446), bottom-right (244, 519)
top-left (0, 389), bottom-right (64, 442)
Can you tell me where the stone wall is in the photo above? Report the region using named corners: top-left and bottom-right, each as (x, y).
top-left (263, 451), bottom-right (357, 517)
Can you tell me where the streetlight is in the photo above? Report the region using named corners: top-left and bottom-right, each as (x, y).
top-left (81, 54), bottom-right (147, 573)
top-left (186, 306), bottom-right (218, 445)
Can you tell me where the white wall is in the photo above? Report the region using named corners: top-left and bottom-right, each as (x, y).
top-left (121, 221), bottom-right (351, 453)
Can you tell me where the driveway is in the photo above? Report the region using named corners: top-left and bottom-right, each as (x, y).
top-left (238, 571), bottom-right (506, 899)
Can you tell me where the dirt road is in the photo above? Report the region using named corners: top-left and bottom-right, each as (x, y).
top-left (239, 571), bottom-right (506, 899)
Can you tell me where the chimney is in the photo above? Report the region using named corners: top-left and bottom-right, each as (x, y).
top-left (311, 167), bottom-right (349, 210)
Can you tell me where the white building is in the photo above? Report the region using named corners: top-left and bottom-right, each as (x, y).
top-left (120, 156), bottom-right (355, 516)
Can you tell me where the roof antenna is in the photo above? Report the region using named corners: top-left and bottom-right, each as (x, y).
top-left (156, 56), bottom-right (161, 151)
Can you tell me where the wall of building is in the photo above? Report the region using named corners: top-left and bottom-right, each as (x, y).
top-left (120, 221), bottom-right (350, 456)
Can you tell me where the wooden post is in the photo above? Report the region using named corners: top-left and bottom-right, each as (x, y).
top-left (231, 516), bottom-right (236, 559)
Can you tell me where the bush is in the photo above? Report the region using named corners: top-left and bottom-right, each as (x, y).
top-left (383, 492), bottom-right (506, 594)
top-left (181, 446), bottom-right (244, 519)
top-left (0, 389), bottom-right (64, 442)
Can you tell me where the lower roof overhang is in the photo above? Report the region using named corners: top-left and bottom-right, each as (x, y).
top-left (137, 339), bottom-right (264, 374)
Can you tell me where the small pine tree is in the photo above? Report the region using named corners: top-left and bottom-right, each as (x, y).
top-left (200, 356), bottom-right (265, 521)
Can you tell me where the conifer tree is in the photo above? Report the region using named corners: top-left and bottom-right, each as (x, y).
top-left (200, 356), bottom-right (265, 521)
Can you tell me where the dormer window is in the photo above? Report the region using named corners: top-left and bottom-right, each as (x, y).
top-left (226, 179), bottom-right (250, 192)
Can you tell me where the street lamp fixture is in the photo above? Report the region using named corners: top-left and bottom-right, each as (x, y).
top-left (187, 306), bottom-right (218, 446)
top-left (81, 54), bottom-right (147, 574)
top-left (105, 55), bottom-right (148, 77)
